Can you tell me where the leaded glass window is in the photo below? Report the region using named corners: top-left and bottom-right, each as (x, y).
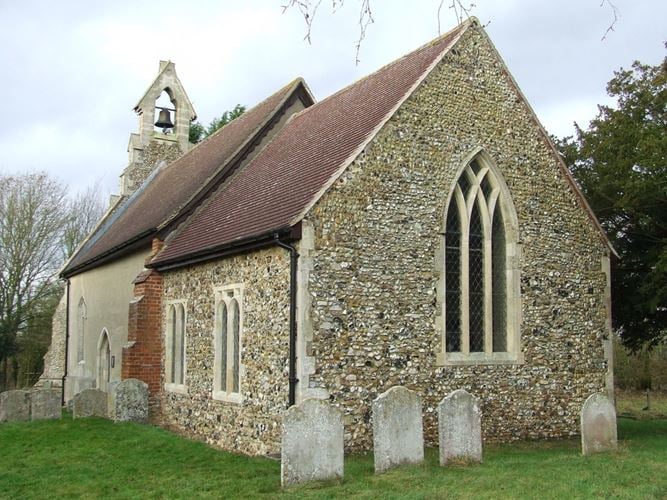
top-left (443, 157), bottom-right (518, 361)
top-left (165, 301), bottom-right (187, 390)
top-left (213, 285), bottom-right (243, 401)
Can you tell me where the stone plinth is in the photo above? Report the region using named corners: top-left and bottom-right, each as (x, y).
top-left (0, 390), bottom-right (31, 422)
top-left (372, 386), bottom-right (424, 473)
top-left (108, 379), bottom-right (148, 423)
top-left (73, 389), bottom-right (108, 419)
top-left (438, 389), bottom-right (482, 465)
top-left (281, 398), bottom-right (344, 487)
top-left (581, 393), bottom-right (617, 455)
top-left (30, 389), bottom-right (61, 421)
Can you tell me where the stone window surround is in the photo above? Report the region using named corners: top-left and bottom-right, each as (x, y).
top-left (76, 297), bottom-right (87, 363)
top-left (436, 149), bottom-right (523, 366)
top-left (212, 284), bottom-right (244, 404)
top-left (165, 299), bottom-right (188, 394)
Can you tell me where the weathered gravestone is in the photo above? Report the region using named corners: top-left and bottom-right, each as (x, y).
top-left (73, 389), bottom-right (108, 419)
top-left (281, 398), bottom-right (344, 487)
top-left (108, 379), bottom-right (148, 423)
top-left (0, 390), bottom-right (31, 422)
top-left (581, 393), bottom-right (617, 455)
top-left (372, 386), bottom-right (424, 473)
top-left (30, 389), bottom-right (62, 421)
top-left (438, 389), bottom-right (482, 465)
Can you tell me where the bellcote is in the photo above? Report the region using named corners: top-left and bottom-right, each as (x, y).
top-left (133, 60), bottom-right (196, 150)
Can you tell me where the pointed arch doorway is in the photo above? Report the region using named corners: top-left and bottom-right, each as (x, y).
top-left (97, 329), bottom-right (111, 392)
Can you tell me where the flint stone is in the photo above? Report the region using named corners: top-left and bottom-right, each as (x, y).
top-left (0, 390), bottom-right (31, 422)
top-left (372, 386), bottom-right (424, 473)
top-left (438, 389), bottom-right (482, 465)
top-left (108, 379), bottom-right (148, 423)
top-left (281, 398), bottom-right (344, 487)
top-left (581, 393), bottom-right (617, 455)
top-left (30, 389), bottom-right (62, 420)
top-left (73, 389), bottom-right (108, 418)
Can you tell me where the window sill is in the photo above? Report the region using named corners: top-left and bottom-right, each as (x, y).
top-left (212, 390), bottom-right (243, 404)
top-left (164, 383), bottom-right (187, 394)
top-left (436, 351), bottom-right (524, 366)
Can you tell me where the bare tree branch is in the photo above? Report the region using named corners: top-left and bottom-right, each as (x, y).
top-left (600, 0), bottom-right (619, 41)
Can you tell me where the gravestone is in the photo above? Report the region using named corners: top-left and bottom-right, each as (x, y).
top-left (438, 389), bottom-right (482, 465)
top-left (372, 386), bottom-right (424, 473)
top-left (581, 393), bottom-right (617, 455)
top-left (281, 398), bottom-right (344, 487)
top-left (0, 390), bottom-right (31, 422)
top-left (30, 389), bottom-right (62, 420)
top-left (108, 379), bottom-right (148, 423)
top-left (73, 389), bottom-right (108, 419)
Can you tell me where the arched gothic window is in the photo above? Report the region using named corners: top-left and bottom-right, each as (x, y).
top-left (165, 301), bottom-right (187, 392)
top-left (76, 298), bottom-right (87, 362)
top-left (440, 155), bottom-right (522, 364)
top-left (213, 284), bottom-right (243, 403)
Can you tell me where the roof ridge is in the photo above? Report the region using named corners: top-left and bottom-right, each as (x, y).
top-left (302, 19), bottom-right (472, 114)
top-left (156, 78), bottom-right (311, 231)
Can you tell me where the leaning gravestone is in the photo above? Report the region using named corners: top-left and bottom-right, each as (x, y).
top-left (73, 389), bottom-right (108, 419)
top-left (30, 389), bottom-right (62, 421)
top-left (108, 379), bottom-right (148, 423)
top-left (372, 386), bottom-right (424, 473)
top-left (438, 389), bottom-right (482, 465)
top-left (281, 398), bottom-right (344, 487)
top-left (0, 390), bottom-right (31, 422)
top-left (581, 393), bottom-right (617, 455)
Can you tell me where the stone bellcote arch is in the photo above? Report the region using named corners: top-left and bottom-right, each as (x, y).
top-left (120, 60), bottom-right (197, 196)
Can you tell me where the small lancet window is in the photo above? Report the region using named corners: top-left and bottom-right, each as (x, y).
top-left (165, 301), bottom-right (187, 391)
top-left (213, 285), bottom-right (243, 402)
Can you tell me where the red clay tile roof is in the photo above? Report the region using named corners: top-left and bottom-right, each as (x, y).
top-left (63, 78), bottom-right (310, 275)
top-left (151, 24), bottom-right (469, 267)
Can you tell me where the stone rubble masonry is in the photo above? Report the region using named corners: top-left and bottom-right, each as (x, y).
top-left (123, 265), bottom-right (163, 412)
top-left (281, 398), bottom-right (344, 487)
top-left (30, 389), bottom-right (62, 421)
top-left (36, 291), bottom-right (67, 389)
top-left (0, 390), bottom-right (31, 422)
top-left (160, 247), bottom-right (291, 455)
top-left (305, 24), bottom-right (610, 451)
top-left (580, 393), bottom-right (617, 455)
top-left (438, 389), bottom-right (482, 465)
top-left (108, 378), bottom-right (149, 423)
top-left (372, 386), bottom-right (424, 473)
top-left (73, 389), bottom-right (108, 419)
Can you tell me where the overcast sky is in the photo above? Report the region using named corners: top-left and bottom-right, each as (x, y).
top-left (0, 1), bottom-right (664, 198)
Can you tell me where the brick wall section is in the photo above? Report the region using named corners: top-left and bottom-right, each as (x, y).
top-left (122, 263), bottom-right (164, 407)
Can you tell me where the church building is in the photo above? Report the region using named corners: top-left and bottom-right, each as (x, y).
top-left (44, 18), bottom-right (614, 455)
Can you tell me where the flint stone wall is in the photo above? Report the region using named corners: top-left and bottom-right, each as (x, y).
top-left (37, 291), bottom-right (67, 388)
top-left (160, 247), bottom-right (291, 455)
top-left (581, 393), bottom-right (617, 455)
top-left (0, 390), bottom-right (31, 422)
top-left (301, 24), bottom-right (611, 452)
top-left (439, 389), bottom-right (482, 464)
top-left (73, 389), bottom-right (108, 418)
top-left (372, 386), bottom-right (424, 473)
top-left (281, 398), bottom-right (344, 487)
top-left (30, 389), bottom-right (62, 420)
top-left (108, 379), bottom-right (148, 423)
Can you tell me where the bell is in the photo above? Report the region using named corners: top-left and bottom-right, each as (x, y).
top-left (155, 108), bottom-right (174, 129)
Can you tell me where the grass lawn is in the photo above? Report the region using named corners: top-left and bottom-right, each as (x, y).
top-left (0, 414), bottom-right (665, 498)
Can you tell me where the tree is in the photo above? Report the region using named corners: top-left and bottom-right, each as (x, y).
top-left (189, 104), bottom-right (246, 144)
top-left (556, 52), bottom-right (666, 350)
top-left (61, 182), bottom-right (106, 259)
top-left (0, 173), bottom-right (68, 387)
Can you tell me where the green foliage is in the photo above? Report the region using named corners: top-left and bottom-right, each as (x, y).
top-left (189, 104), bottom-right (246, 144)
top-left (0, 416), bottom-right (666, 498)
top-left (557, 52), bottom-right (667, 350)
